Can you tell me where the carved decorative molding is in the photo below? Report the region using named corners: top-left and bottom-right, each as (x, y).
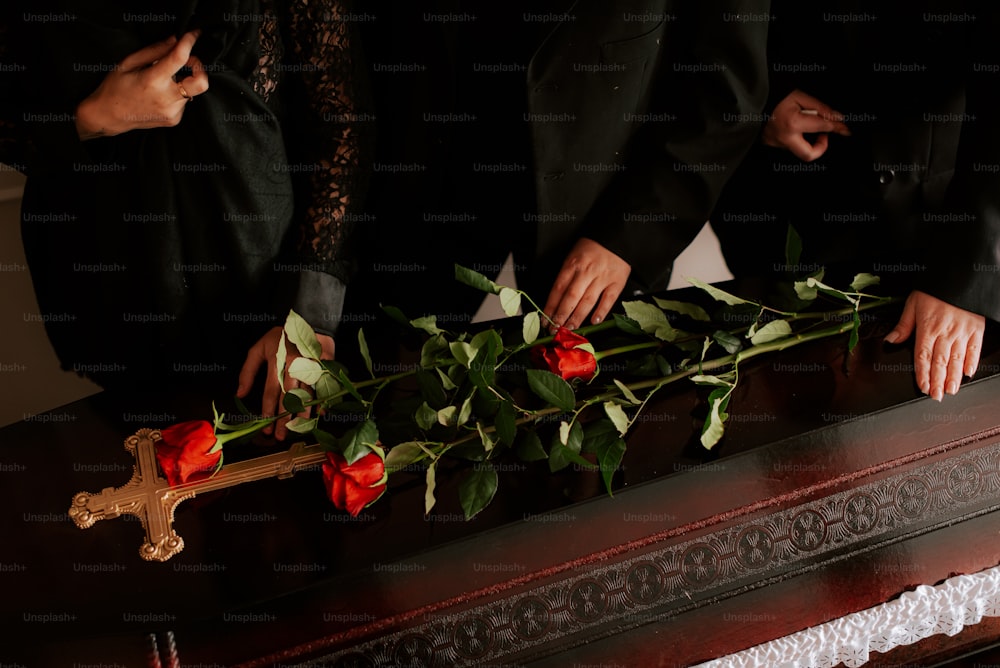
top-left (305, 436), bottom-right (1000, 667)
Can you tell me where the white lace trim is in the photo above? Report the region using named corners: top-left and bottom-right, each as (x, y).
top-left (694, 565), bottom-right (1000, 668)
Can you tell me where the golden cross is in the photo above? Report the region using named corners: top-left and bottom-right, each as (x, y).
top-left (68, 429), bottom-right (326, 561)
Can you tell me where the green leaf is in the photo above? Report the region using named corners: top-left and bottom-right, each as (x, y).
top-left (595, 438), bottom-right (626, 496)
top-left (785, 224), bottom-right (803, 269)
top-left (424, 462), bottom-right (437, 515)
top-left (282, 388), bottom-right (311, 414)
top-left (313, 428), bottom-right (337, 451)
top-left (603, 401), bottom-right (631, 436)
top-left (523, 311), bottom-right (541, 344)
top-left (410, 315), bottom-right (443, 336)
top-left (455, 264), bottom-right (500, 295)
top-left (457, 393), bottom-right (474, 426)
top-left (749, 319), bottom-right (793, 345)
top-left (448, 363), bottom-right (467, 388)
top-left (420, 334), bottom-right (449, 369)
top-left (470, 330), bottom-right (503, 357)
top-left (613, 314), bottom-right (645, 336)
top-left (652, 298), bottom-right (711, 322)
top-left (690, 374), bottom-right (735, 387)
top-left (805, 277), bottom-right (858, 305)
top-left (416, 369), bottom-right (448, 409)
top-left (436, 367), bottom-right (457, 390)
top-left (566, 420), bottom-right (583, 450)
top-left (700, 394), bottom-right (728, 449)
top-left (495, 401), bottom-right (517, 446)
top-left (794, 280), bottom-right (818, 301)
top-left (287, 357), bottom-right (325, 385)
top-left (515, 431), bottom-right (547, 462)
top-left (499, 287), bottom-right (522, 317)
top-left (656, 355), bottom-right (673, 377)
top-left (712, 330), bottom-right (743, 355)
top-left (622, 301), bottom-right (671, 336)
top-left (415, 402), bottom-right (438, 430)
top-left (275, 330), bottom-right (288, 393)
top-left (437, 405), bottom-right (458, 427)
top-left (284, 310), bottom-right (322, 359)
top-left (341, 420), bottom-right (379, 464)
top-left (613, 379), bottom-right (641, 405)
top-left (526, 369), bottom-right (576, 412)
top-left (459, 466), bottom-right (498, 520)
top-left (550, 445), bottom-right (595, 472)
top-left (549, 421), bottom-right (585, 472)
top-left (687, 277), bottom-right (752, 306)
top-left (469, 341), bottom-right (497, 392)
top-left (848, 308), bottom-right (861, 353)
top-left (337, 369), bottom-right (365, 403)
top-left (358, 329), bottom-right (374, 378)
top-left (381, 304), bottom-right (410, 327)
top-left (449, 341), bottom-right (476, 368)
top-left (850, 273), bottom-right (880, 292)
top-left (315, 374), bottom-right (342, 403)
top-left (559, 420), bottom-right (572, 445)
top-left (795, 267), bottom-right (827, 300)
top-left (476, 422), bottom-right (496, 452)
top-left (581, 419), bottom-right (622, 455)
top-left (385, 441), bottom-right (426, 472)
top-left (618, 301), bottom-right (682, 342)
top-left (700, 336), bottom-right (713, 362)
top-left (285, 416), bottom-right (317, 434)
top-left (447, 442), bottom-right (488, 462)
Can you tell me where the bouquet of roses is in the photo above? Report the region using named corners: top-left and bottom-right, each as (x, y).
top-left (154, 254), bottom-right (895, 520)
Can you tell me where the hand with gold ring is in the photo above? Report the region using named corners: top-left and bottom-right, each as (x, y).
top-left (75, 30), bottom-right (209, 140)
top-left (176, 81), bottom-right (192, 103)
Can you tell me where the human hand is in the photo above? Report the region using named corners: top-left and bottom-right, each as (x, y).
top-left (236, 326), bottom-right (336, 441)
top-left (884, 290), bottom-right (985, 401)
top-left (762, 89), bottom-right (851, 162)
top-left (543, 238), bottom-right (631, 331)
top-left (74, 31), bottom-right (208, 140)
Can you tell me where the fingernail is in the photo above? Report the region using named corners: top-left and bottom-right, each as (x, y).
top-left (933, 390), bottom-right (944, 402)
top-left (884, 332), bottom-right (900, 344)
top-left (592, 316), bottom-right (603, 325)
top-left (947, 381), bottom-right (959, 395)
top-left (919, 381), bottom-right (930, 395)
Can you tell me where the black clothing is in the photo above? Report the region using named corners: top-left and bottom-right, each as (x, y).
top-left (350, 0), bottom-right (770, 322)
top-left (0, 0), bottom-right (369, 387)
top-left (713, 1), bottom-right (1000, 320)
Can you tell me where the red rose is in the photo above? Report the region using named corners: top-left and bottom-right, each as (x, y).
top-left (155, 420), bottom-right (222, 487)
top-left (533, 327), bottom-right (598, 381)
top-left (322, 451), bottom-right (388, 516)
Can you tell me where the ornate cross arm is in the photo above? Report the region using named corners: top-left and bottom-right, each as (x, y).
top-left (68, 429), bottom-right (326, 561)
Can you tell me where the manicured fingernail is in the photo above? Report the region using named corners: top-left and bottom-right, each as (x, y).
top-left (947, 382), bottom-right (959, 395)
top-left (933, 389), bottom-right (944, 402)
top-left (592, 316), bottom-right (603, 324)
top-left (884, 332), bottom-right (900, 344)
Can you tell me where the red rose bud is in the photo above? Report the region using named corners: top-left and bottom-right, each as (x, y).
top-left (533, 326), bottom-right (598, 381)
top-left (155, 420), bottom-right (222, 487)
top-left (322, 450), bottom-right (388, 516)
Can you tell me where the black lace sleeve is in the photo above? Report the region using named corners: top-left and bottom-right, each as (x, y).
top-left (283, 0), bottom-right (371, 282)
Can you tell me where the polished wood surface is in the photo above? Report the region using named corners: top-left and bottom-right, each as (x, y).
top-left (2, 296), bottom-right (999, 666)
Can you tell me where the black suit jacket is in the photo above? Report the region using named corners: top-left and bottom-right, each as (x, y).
top-left (714, 0), bottom-right (1000, 321)
top-left (355, 0), bottom-right (769, 314)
